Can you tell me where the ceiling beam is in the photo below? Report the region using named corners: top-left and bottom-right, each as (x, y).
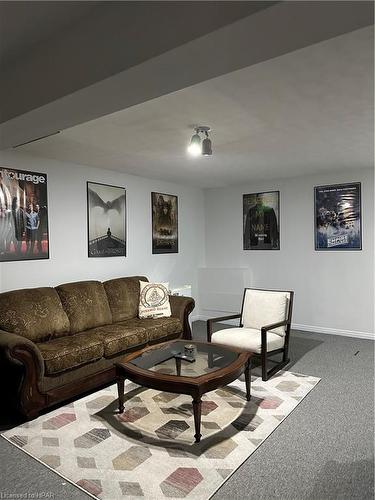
top-left (0, 1), bottom-right (274, 123)
top-left (1, 0), bottom-right (373, 151)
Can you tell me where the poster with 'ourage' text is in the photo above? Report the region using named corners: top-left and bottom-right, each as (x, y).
top-left (0, 167), bottom-right (49, 262)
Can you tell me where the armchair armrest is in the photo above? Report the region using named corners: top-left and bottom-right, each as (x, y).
top-left (261, 319), bottom-right (289, 333)
top-left (260, 320), bottom-right (289, 355)
top-left (207, 313), bottom-right (241, 342)
top-left (169, 295), bottom-right (195, 340)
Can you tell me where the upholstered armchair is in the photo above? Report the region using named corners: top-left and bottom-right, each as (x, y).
top-left (207, 288), bottom-right (294, 381)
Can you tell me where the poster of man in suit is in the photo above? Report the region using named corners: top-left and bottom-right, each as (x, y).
top-left (0, 167), bottom-right (49, 261)
top-left (243, 191), bottom-right (280, 250)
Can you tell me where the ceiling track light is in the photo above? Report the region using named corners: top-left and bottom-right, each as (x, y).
top-left (187, 126), bottom-right (212, 157)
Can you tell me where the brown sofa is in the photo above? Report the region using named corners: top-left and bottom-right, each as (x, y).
top-left (0, 276), bottom-right (195, 419)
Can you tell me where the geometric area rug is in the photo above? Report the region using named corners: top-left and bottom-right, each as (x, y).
top-left (2, 370), bottom-right (320, 500)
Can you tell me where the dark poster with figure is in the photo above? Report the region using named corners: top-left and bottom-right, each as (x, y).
top-left (87, 182), bottom-right (126, 257)
top-left (243, 191), bottom-right (280, 250)
top-left (314, 182), bottom-right (361, 250)
top-left (152, 192), bottom-right (178, 254)
top-left (0, 167), bottom-right (49, 262)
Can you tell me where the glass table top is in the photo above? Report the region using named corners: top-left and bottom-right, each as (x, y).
top-left (129, 340), bottom-right (239, 378)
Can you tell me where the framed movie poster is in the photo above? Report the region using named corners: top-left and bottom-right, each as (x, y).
top-left (314, 182), bottom-right (361, 250)
top-left (152, 192), bottom-right (178, 254)
top-left (87, 181), bottom-right (126, 257)
top-left (243, 191), bottom-right (280, 250)
top-left (0, 167), bottom-right (49, 262)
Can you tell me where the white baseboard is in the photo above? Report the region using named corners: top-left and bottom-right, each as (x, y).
top-left (189, 315), bottom-right (201, 324)
top-left (292, 323), bottom-right (374, 341)
top-left (192, 315), bottom-right (374, 340)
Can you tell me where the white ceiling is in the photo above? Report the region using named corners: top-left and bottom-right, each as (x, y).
top-left (19, 26), bottom-right (374, 188)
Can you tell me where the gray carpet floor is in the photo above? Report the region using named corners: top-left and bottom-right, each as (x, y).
top-left (0, 321), bottom-right (373, 499)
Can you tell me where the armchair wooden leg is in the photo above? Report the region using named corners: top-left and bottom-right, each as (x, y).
top-left (245, 359), bottom-right (251, 401)
top-left (261, 329), bottom-right (268, 381)
top-left (207, 320), bottom-right (212, 343)
top-left (261, 349), bottom-right (268, 381)
top-left (282, 346), bottom-right (289, 363)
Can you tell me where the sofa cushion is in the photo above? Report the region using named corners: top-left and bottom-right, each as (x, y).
top-left (37, 331), bottom-right (104, 375)
top-left (0, 287), bottom-right (70, 342)
top-left (86, 324), bottom-right (148, 357)
top-left (120, 317), bottom-right (182, 343)
top-left (103, 276), bottom-right (148, 322)
top-left (56, 281), bottom-right (112, 334)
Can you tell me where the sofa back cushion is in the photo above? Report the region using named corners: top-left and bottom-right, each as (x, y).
top-left (103, 276), bottom-right (148, 323)
top-left (0, 287), bottom-right (70, 342)
top-left (56, 281), bottom-right (112, 334)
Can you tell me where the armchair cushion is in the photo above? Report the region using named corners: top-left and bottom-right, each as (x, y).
top-left (211, 327), bottom-right (284, 354)
top-left (241, 289), bottom-right (288, 337)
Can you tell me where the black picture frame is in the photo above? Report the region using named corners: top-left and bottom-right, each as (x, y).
top-left (243, 190), bottom-right (280, 250)
top-left (314, 182), bottom-right (362, 251)
top-left (0, 167), bottom-right (50, 262)
top-left (151, 192), bottom-right (178, 254)
top-left (87, 181), bottom-right (126, 257)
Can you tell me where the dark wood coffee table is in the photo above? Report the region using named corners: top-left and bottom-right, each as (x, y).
top-left (115, 340), bottom-right (253, 443)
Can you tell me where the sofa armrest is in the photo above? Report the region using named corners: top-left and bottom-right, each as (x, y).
top-left (0, 330), bottom-right (46, 418)
top-left (0, 330), bottom-right (45, 377)
top-left (169, 296), bottom-right (195, 340)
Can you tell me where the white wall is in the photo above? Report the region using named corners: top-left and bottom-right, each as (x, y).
top-left (201, 168), bottom-right (374, 339)
top-left (0, 151), bottom-right (205, 317)
top-left (1, 151), bottom-right (373, 338)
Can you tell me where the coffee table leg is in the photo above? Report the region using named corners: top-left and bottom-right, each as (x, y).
top-left (175, 357), bottom-right (182, 377)
top-left (192, 396), bottom-right (202, 443)
top-left (245, 359), bottom-right (251, 401)
top-left (117, 377), bottom-right (125, 413)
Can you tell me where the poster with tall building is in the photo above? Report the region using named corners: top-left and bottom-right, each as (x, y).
top-left (314, 182), bottom-right (361, 250)
top-left (0, 167), bottom-right (49, 262)
top-left (87, 181), bottom-right (126, 257)
top-left (152, 192), bottom-right (178, 254)
top-left (243, 191), bottom-right (280, 250)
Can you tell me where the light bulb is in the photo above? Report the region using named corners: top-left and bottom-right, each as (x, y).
top-left (187, 132), bottom-right (201, 156)
top-left (202, 137), bottom-right (212, 156)
top-left (187, 143), bottom-right (202, 156)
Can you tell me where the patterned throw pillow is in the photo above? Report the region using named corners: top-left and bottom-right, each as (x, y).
top-left (138, 281), bottom-right (171, 319)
